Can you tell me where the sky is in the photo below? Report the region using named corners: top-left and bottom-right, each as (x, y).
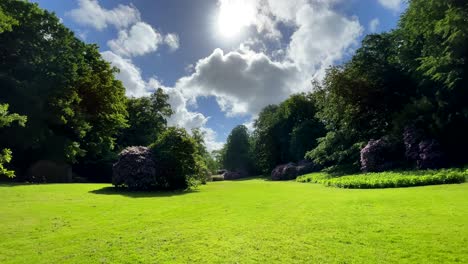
top-left (32, 0), bottom-right (407, 151)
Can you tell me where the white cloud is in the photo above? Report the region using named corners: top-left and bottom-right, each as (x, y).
top-left (369, 18), bottom-right (380, 33)
top-left (107, 22), bottom-right (163, 57)
top-left (164, 34), bottom-right (180, 52)
top-left (287, 5), bottom-right (363, 78)
top-left (67, 0), bottom-right (140, 30)
top-left (96, 0), bottom-right (364, 149)
top-left (171, 0), bottom-right (362, 118)
top-left (101, 51), bottom-right (151, 97)
top-left (200, 127), bottom-right (224, 151)
top-left (378, 0), bottom-right (403, 11)
top-left (176, 48), bottom-right (302, 116)
top-left (162, 87), bottom-right (223, 151)
top-left (101, 51), bottom-right (221, 150)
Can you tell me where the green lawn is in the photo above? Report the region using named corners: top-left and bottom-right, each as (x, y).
top-left (1, 180), bottom-right (467, 263)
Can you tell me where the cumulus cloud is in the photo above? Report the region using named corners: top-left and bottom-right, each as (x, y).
top-left (101, 51), bottom-right (222, 150)
top-left (176, 48), bottom-right (301, 116)
top-left (171, 0), bottom-right (363, 118)
top-left (162, 88), bottom-right (223, 151)
top-left (107, 22), bottom-right (163, 57)
top-left (369, 18), bottom-right (380, 33)
top-left (287, 5), bottom-right (363, 78)
top-left (69, 1), bottom-right (180, 57)
top-left (164, 34), bottom-right (180, 52)
top-left (101, 51), bottom-right (151, 97)
top-left (96, 0), bottom-right (364, 149)
top-left (67, 0), bottom-right (140, 30)
top-left (378, 0), bottom-right (403, 11)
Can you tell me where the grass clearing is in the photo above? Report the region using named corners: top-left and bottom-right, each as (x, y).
top-left (1, 180), bottom-right (467, 263)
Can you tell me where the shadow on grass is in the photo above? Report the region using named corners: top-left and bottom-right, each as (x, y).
top-left (89, 186), bottom-right (198, 198)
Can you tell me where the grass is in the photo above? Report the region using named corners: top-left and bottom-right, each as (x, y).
top-left (297, 169), bottom-right (467, 189)
top-left (1, 180), bottom-right (467, 263)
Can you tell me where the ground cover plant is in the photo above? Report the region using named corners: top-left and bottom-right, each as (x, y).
top-left (297, 169), bottom-right (467, 189)
top-left (1, 180), bottom-right (467, 263)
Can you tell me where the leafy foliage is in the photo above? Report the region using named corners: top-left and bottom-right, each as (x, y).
top-left (297, 169), bottom-right (467, 189)
top-left (112, 146), bottom-right (157, 190)
top-left (252, 94), bottom-right (324, 174)
top-left (150, 127), bottom-right (203, 190)
top-left (221, 125), bottom-right (253, 174)
top-left (191, 128), bottom-right (219, 177)
top-left (0, 1), bottom-right (127, 175)
top-left (0, 103), bottom-right (26, 177)
top-left (271, 160), bottom-right (317, 181)
top-left (306, 33), bottom-right (414, 173)
top-left (117, 89), bottom-right (172, 149)
top-left (360, 137), bottom-right (401, 172)
top-left (0, 6), bottom-right (17, 33)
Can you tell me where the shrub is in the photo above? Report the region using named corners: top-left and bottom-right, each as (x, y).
top-left (112, 146), bottom-right (157, 190)
top-left (417, 140), bottom-right (445, 169)
top-left (297, 169), bottom-right (466, 189)
top-left (403, 125), bottom-right (421, 161)
top-left (296, 172), bottom-right (332, 184)
top-left (211, 175), bottom-right (225, 181)
top-left (403, 126), bottom-right (446, 169)
top-left (271, 163), bottom-right (297, 181)
top-left (150, 127), bottom-right (201, 190)
top-left (360, 137), bottom-right (399, 172)
top-left (222, 170), bottom-right (248, 180)
top-left (271, 160), bottom-right (319, 181)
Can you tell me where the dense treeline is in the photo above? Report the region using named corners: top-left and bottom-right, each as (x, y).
top-left (0, 1), bottom-right (216, 187)
top-left (221, 0), bottom-right (468, 176)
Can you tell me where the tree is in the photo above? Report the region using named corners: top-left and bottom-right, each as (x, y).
top-left (397, 0), bottom-right (468, 165)
top-left (252, 93), bottom-right (324, 174)
top-left (0, 104), bottom-right (26, 177)
top-left (0, 1), bottom-right (128, 175)
top-left (151, 127), bottom-right (203, 190)
top-left (191, 128), bottom-right (219, 175)
top-left (117, 88), bottom-right (173, 148)
top-left (306, 33), bottom-right (414, 173)
top-left (0, 6), bottom-right (17, 33)
top-left (222, 125), bottom-right (252, 173)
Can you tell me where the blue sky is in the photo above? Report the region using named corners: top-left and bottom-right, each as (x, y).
top-left (33, 0), bottom-right (406, 150)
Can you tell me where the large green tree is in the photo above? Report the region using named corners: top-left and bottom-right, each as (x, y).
top-left (306, 33), bottom-right (414, 172)
top-left (117, 89), bottom-right (173, 148)
top-left (222, 125), bottom-right (253, 173)
top-left (252, 93), bottom-right (325, 174)
top-left (0, 1), bottom-right (128, 174)
top-left (397, 0), bottom-right (468, 164)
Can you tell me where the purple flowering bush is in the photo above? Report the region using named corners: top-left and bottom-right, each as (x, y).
top-left (271, 160), bottom-right (317, 181)
top-left (403, 125), bottom-right (445, 169)
top-left (360, 138), bottom-right (397, 172)
top-left (112, 146), bottom-right (157, 190)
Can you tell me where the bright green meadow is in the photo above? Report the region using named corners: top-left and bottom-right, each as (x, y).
top-left (1, 179), bottom-right (467, 263)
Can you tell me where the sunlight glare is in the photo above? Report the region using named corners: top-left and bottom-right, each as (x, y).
top-left (218, 0), bottom-right (256, 38)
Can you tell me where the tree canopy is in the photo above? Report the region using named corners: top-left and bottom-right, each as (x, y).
top-left (0, 1), bottom-right (128, 176)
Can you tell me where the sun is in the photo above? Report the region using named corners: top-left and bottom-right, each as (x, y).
top-left (217, 0), bottom-right (256, 38)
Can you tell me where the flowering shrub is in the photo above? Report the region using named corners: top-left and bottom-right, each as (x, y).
top-left (403, 125), bottom-right (421, 161)
top-left (403, 126), bottom-right (445, 169)
top-left (112, 146), bottom-right (157, 190)
top-left (417, 140), bottom-right (445, 169)
top-left (271, 160), bottom-right (317, 181)
top-left (360, 138), bottom-right (397, 172)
